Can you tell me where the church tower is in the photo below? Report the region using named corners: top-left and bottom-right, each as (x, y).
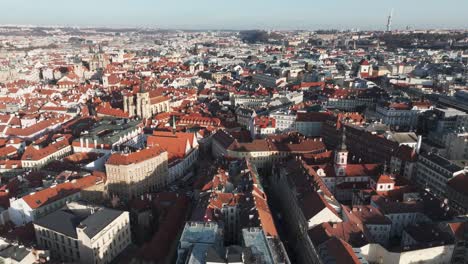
top-left (136, 78), bottom-right (150, 118)
top-left (335, 127), bottom-right (348, 177)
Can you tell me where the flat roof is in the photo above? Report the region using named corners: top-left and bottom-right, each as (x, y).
top-left (180, 222), bottom-right (219, 244)
top-left (421, 152), bottom-right (465, 174)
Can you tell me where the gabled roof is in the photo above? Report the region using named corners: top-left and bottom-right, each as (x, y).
top-left (309, 221), bottom-right (370, 248)
top-left (319, 237), bottom-right (362, 264)
top-left (21, 138), bottom-right (70, 161)
top-left (299, 191), bottom-right (340, 221)
top-left (320, 163), bottom-right (380, 178)
top-left (22, 176), bottom-right (100, 209)
top-left (147, 132), bottom-right (196, 163)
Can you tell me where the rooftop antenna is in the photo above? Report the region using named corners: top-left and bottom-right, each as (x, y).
top-left (386, 8), bottom-right (394, 32)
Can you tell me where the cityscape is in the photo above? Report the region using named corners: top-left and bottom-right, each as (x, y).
top-left (0, 2), bottom-right (467, 264)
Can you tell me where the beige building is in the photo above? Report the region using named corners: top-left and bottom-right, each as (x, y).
top-left (34, 202), bottom-right (131, 264)
top-left (105, 146), bottom-right (169, 200)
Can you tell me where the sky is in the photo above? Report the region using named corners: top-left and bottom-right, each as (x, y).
top-left (0, 0), bottom-right (467, 30)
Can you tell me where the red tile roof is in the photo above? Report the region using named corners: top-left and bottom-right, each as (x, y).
top-left (309, 222), bottom-right (370, 248)
top-left (96, 104), bottom-right (129, 118)
top-left (320, 237), bottom-right (362, 264)
top-left (21, 138), bottom-right (70, 161)
top-left (6, 117), bottom-right (68, 138)
top-left (147, 132), bottom-right (196, 163)
top-left (0, 146), bottom-right (18, 158)
top-left (447, 222), bottom-right (468, 240)
top-left (22, 176), bottom-right (101, 209)
top-left (106, 146), bottom-right (166, 166)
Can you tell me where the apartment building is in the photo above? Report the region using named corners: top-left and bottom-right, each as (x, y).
top-left (8, 175), bottom-right (101, 226)
top-left (415, 152), bottom-right (467, 197)
top-left (34, 202), bottom-right (131, 264)
top-left (105, 146), bottom-right (169, 200)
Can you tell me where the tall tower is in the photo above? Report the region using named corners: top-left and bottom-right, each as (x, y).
top-left (136, 77), bottom-right (150, 118)
top-left (386, 9), bottom-right (394, 32)
top-left (335, 127), bottom-right (348, 177)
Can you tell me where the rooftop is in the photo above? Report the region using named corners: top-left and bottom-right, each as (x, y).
top-left (34, 202), bottom-right (125, 239)
top-left (180, 222), bottom-right (220, 244)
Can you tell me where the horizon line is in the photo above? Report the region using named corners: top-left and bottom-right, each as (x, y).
top-left (1, 24), bottom-right (468, 32)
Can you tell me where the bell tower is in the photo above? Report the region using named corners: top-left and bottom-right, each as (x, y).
top-left (136, 77), bottom-right (150, 118)
top-left (335, 127), bottom-right (348, 177)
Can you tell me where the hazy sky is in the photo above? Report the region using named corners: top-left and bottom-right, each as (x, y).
top-left (1, 0), bottom-right (467, 30)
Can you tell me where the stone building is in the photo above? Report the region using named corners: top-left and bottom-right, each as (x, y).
top-left (122, 80), bottom-right (170, 119)
top-left (34, 202), bottom-right (131, 263)
top-left (105, 146), bottom-right (169, 200)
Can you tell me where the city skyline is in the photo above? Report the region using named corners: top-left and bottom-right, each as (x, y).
top-left (1, 0), bottom-right (468, 30)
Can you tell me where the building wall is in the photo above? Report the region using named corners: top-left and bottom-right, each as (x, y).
top-left (222, 205), bottom-right (240, 244)
top-left (168, 147), bottom-right (199, 183)
top-left (375, 107), bottom-right (419, 128)
top-left (105, 152), bottom-right (169, 200)
top-left (415, 154), bottom-right (463, 197)
top-left (308, 208), bottom-right (342, 229)
top-left (295, 121), bottom-right (323, 137)
top-left (361, 243), bottom-right (454, 264)
top-left (123, 93), bottom-right (170, 119)
top-left (270, 113), bottom-right (296, 132)
top-left (77, 211), bottom-right (131, 264)
top-left (446, 133), bottom-right (468, 160)
top-left (9, 192), bottom-right (81, 226)
top-left (8, 198), bottom-right (33, 227)
top-left (35, 225), bottom-right (81, 262)
top-left (325, 98), bottom-right (374, 111)
top-left (35, 211), bottom-right (131, 264)
top-left (21, 145), bottom-right (72, 170)
top-left (384, 213), bottom-right (421, 237)
top-left (270, 166), bottom-right (321, 264)
top-left (252, 74), bottom-right (278, 88)
top-left (447, 186), bottom-right (468, 215)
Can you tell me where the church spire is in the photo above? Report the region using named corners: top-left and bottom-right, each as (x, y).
top-left (335, 126), bottom-right (348, 177)
top-left (339, 127), bottom-right (347, 151)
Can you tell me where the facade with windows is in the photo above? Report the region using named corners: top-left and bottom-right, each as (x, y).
top-left (34, 202), bottom-right (131, 264)
top-left (415, 152), bottom-right (466, 197)
top-left (105, 147), bottom-right (169, 200)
